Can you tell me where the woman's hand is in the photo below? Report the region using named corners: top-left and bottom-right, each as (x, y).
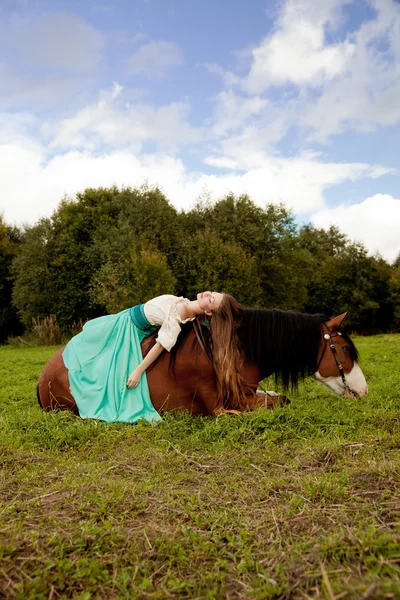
top-left (126, 342), bottom-right (165, 389)
top-left (127, 368), bottom-right (143, 388)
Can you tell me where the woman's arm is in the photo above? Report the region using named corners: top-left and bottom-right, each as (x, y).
top-left (126, 341), bottom-right (165, 388)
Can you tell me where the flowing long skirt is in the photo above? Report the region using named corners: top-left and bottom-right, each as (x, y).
top-left (62, 309), bottom-right (161, 423)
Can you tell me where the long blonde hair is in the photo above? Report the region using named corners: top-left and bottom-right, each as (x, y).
top-left (209, 294), bottom-right (246, 412)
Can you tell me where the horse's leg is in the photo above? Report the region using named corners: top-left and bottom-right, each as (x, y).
top-left (216, 394), bottom-right (290, 414)
top-left (37, 347), bottom-right (79, 414)
top-left (241, 363), bottom-right (290, 410)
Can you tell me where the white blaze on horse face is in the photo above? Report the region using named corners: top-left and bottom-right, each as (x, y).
top-left (313, 362), bottom-right (368, 397)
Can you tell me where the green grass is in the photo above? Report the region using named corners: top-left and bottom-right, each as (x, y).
top-left (0, 335), bottom-right (399, 599)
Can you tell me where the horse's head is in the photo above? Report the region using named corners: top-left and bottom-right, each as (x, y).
top-left (313, 312), bottom-right (368, 397)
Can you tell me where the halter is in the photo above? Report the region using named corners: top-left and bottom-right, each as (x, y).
top-left (317, 324), bottom-right (360, 398)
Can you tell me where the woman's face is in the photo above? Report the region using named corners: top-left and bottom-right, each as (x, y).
top-left (197, 291), bottom-right (224, 314)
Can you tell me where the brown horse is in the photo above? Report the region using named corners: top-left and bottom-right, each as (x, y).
top-left (37, 309), bottom-right (368, 418)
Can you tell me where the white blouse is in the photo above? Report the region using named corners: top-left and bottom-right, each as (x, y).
top-left (143, 295), bottom-right (195, 352)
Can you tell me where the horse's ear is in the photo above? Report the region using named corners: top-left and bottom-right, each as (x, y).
top-left (326, 312), bottom-right (348, 331)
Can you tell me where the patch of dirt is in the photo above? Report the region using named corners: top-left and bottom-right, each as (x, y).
top-left (351, 471), bottom-right (398, 493)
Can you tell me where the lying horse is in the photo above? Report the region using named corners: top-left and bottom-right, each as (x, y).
top-left (37, 309), bottom-right (368, 418)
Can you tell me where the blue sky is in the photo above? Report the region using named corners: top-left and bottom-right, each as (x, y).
top-left (1, 0), bottom-right (399, 261)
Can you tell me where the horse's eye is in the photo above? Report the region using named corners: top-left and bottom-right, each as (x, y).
top-left (342, 345), bottom-right (350, 352)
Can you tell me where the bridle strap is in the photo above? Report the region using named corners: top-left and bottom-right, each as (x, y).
top-left (320, 324), bottom-right (359, 398)
top-left (314, 332), bottom-right (328, 375)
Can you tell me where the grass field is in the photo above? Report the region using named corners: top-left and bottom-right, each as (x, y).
top-left (0, 335), bottom-right (399, 599)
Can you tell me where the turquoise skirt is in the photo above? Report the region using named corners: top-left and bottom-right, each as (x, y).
top-left (62, 308), bottom-right (162, 424)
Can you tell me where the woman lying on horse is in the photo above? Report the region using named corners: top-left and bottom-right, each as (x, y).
top-left (62, 291), bottom-right (245, 424)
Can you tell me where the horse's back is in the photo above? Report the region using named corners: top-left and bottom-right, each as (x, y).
top-left (37, 347), bottom-right (79, 414)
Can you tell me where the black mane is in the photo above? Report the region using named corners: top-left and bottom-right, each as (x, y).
top-left (238, 309), bottom-right (324, 388)
top-left (169, 308), bottom-right (358, 391)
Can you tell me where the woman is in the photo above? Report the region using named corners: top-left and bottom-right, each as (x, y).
top-left (63, 291), bottom-right (238, 424)
top-left (126, 292), bottom-right (224, 388)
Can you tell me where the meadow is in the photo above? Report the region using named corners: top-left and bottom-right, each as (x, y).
top-left (0, 335), bottom-right (399, 599)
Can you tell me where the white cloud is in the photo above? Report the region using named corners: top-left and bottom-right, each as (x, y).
top-left (125, 41), bottom-right (182, 79)
top-left (242, 0), bottom-right (354, 94)
top-left (207, 90), bottom-right (268, 137)
top-left (302, 1), bottom-right (400, 140)
top-left (0, 110), bottom-right (37, 146)
top-left (0, 143), bottom-right (45, 222)
top-left (312, 194), bottom-right (400, 263)
top-left (0, 145), bottom-right (191, 224)
top-left (205, 119), bottom-right (293, 170)
top-left (204, 63), bottom-right (240, 88)
top-left (44, 83), bottom-right (203, 150)
top-left (203, 153), bottom-right (392, 214)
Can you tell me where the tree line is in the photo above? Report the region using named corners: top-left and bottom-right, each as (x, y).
top-left (1, 186), bottom-right (399, 343)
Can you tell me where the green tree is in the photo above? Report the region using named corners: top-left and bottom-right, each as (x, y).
top-left (390, 254), bottom-right (400, 330)
top-left (185, 194), bottom-right (296, 257)
top-left (178, 228), bottom-right (262, 305)
top-left (298, 225), bottom-right (348, 259)
top-left (47, 187), bottom-right (121, 325)
top-left (90, 223), bottom-right (176, 313)
top-left (304, 241), bottom-right (393, 331)
top-left (11, 219), bottom-right (55, 327)
top-left (114, 185), bottom-right (181, 264)
top-left (183, 194), bottom-right (307, 308)
top-left (0, 216), bottom-right (22, 341)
